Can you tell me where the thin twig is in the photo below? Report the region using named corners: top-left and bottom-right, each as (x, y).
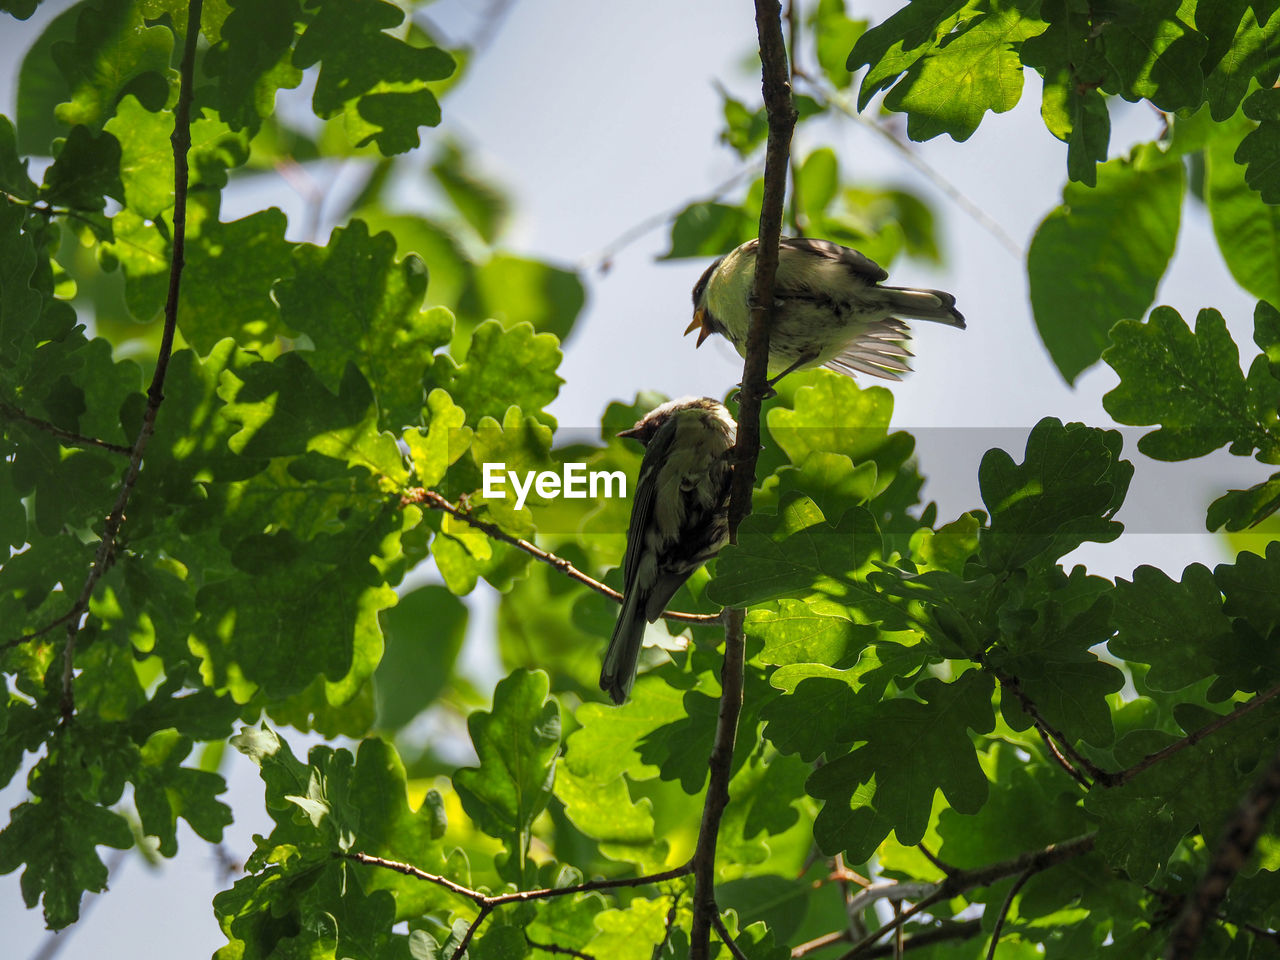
top-left (813, 88), bottom-right (1022, 259)
top-left (406, 488), bottom-right (721, 625)
top-left (985, 868), bottom-right (1032, 960)
top-left (690, 2), bottom-right (795, 955)
top-left (650, 895), bottom-right (682, 960)
top-left (56, 0), bottom-right (203, 720)
top-left (1033, 720), bottom-right (1092, 788)
top-left (792, 921), bottom-right (984, 959)
top-left (785, 0), bottom-right (804, 237)
top-left (834, 834), bottom-right (1097, 959)
top-left (711, 911), bottom-right (752, 960)
top-left (578, 165), bottom-right (762, 273)
top-left (0, 402), bottom-right (131, 455)
top-left (1109, 681), bottom-right (1280, 788)
top-left (1166, 743), bottom-right (1280, 959)
top-left (992, 669), bottom-right (1109, 784)
top-left (916, 843), bottom-right (955, 876)
top-left (342, 851), bottom-right (692, 959)
top-left (2, 610), bottom-right (78, 653)
top-left (525, 934), bottom-right (594, 959)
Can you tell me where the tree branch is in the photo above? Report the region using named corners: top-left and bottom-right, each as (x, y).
top-left (992, 669), bottom-right (1107, 786)
top-left (0, 402), bottom-right (131, 455)
top-left (1106, 681), bottom-right (1280, 788)
top-left (54, 0), bottom-right (203, 721)
top-left (834, 834), bottom-right (1097, 958)
top-left (405, 488), bottom-right (721, 625)
top-left (689, 4), bottom-right (795, 957)
top-left (342, 851), bottom-right (692, 958)
top-left (985, 868), bottom-right (1032, 960)
top-left (525, 933), bottom-right (594, 959)
top-left (1166, 743), bottom-right (1280, 959)
top-left (712, 912), bottom-right (752, 960)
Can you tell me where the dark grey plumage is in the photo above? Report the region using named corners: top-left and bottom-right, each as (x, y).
top-left (687, 236), bottom-right (965, 383)
top-left (600, 397), bottom-right (736, 705)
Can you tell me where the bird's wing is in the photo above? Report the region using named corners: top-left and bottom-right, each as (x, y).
top-left (825, 318), bottom-right (915, 380)
top-left (778, 236), bottom-right (889, 283)
top-left (620, 415), bottom-right (681, 587)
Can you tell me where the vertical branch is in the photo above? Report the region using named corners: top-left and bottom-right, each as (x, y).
top-left (688, 1), bottom-right (796, 957)
top-left (58, 0), bottom-right (204, 720)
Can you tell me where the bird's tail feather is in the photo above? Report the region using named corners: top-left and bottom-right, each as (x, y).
top-left (600, 590), bottom-right (647, 705)
top-left (879, 286), bottom-right (966, 328)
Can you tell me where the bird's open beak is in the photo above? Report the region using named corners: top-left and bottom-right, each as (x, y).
top-left (684, 308), bottom-right (713, 348)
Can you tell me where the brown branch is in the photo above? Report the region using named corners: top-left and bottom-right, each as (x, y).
top-left (2, 609), bottom-right (77, 653)
top-left (0, 402), bottom-right (131, 455)
top-left (690, 3), bottom-right (795, 956)
top-left (1033, 720), bottom-right (1092, 788)
top-left (992, 669), bottom-right (1107, 785)
top-left (1108, 681), bottom-right (1280, 788)
top-left (712, 912), bottom-right (752, 960)
top-left (1166, 743), bottom-right (1280, 960)
top-left (525, 934), bottom-right (593, 959)
top-left (56, 0), bottom-right (203, 721)
top-left (916, 843), bottom-right (956, 877)
top-left (406, 488), bottom-right (720, 625)
top-left (793, 920), bottom-right (985, 959)
top-left (985, 868), bottom-right (1032, 960)
top-left (835, 834), bottom-right (1097, 959)
top-left (342, 851), bottom-right (692, 959)
top-left (650, 894), bottom-right (682, 960)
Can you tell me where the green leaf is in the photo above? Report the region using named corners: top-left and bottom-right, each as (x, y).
top-left (555, 768), bottom-right (665, 869)
top-left (0, 115), bottom-right (38, 199)
top-left (427, 319), bottom-right (562, 427)
top-left (104, 96), bottom-right (249, 220)
top-left (1099, 1), bottom-right (1207, 110)
top-left (1021, 0), bottom-right (1115, 186)
top-left (990, 567), bottom-right (1124, 746)
top-left (745, 600), bottom-right (877, 667)
top-left (431, 140), bottom-right (508, 243)
top-left (1103, 305), bottom-right (1280, 461)
top-left (375, 584), bottom-right (466, 728)
top-left (452, 669), bottom-right (560, 867)
top-left (810, 0), bottom-right (865, 90)
top-left (190, 519), bottom-right (401, 702)
top-left (1207, 472), bottom-right (1280, 531)
top-left (660, 201), bottom-right (756, 259)
top-left (464, 253), bottom-right (585, 343)
top-left (292, 0), bottom-right (454, 154)
top-left (1217, 539), bottom-right (1280, 638)
top-left (1086, 701), bottom-right (1280, 882)
top-left (1110, 564), bottom-right (1234, 691)
top-left (847, 0), bottom-right (978, 110)
top-left (51, 0), bottom-right (175, 132)
top-left (708, 502), bottom-right (882, 608)
top-left (40, 125), bottom-right (123, 210)
top-left (1238, 86), bottom-right (1280, 203)
top-left (979, 418), bottom-right (1132, 570)
top-left (1027, 146), bottom-right (1184, 383)
top-left (1206, 113), bottom-right (1280, 309)
top-left (202, 0), bottom-right (304, 134)
top-left (883, 6), bottom-right (1046, 142)
top-left (807, 671), bottom-right (994, 862)
top-left (719, 88), bottom-right (767, 157)
top-left (134, 730), bottom-right (232, 857)
top-left (275, 220), bottom-right (453, 430)
top-left (1203, 3), bottom-right (1280, 121)
top-left (0, 738), bottom-right (134, 929)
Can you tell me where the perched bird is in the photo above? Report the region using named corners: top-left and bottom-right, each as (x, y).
top-left (600, 397), bottom-right (736, 705)
top-left (686, 237), bottom-right (965, 384)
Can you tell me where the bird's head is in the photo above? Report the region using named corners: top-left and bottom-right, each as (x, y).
top-left (685, 258), bottom-right (725, 348)
top-left (617, 397), bottom-right (731, 444)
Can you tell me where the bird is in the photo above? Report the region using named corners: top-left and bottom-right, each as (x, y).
top-left (600, 397), bottom-right (736, 705)
top-left (686, 236), bottom-right (965, 385)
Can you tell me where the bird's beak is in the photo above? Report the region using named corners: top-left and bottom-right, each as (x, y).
top-left (684, 308), bottom-right (713, 347)
top-left (617, 424), bottom-right (643, 440)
